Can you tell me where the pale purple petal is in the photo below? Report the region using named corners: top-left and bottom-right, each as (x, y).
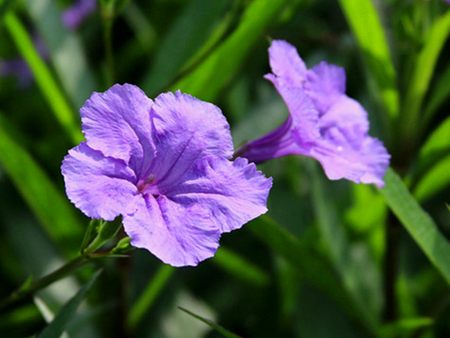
top-left (319, 96), bottom-right (369, 135)
top-left (123, 195), bottom-right (221, 267)
top-left (312, 134), bottom-right (390, 187)
top-left (236, 91), bottom-right (318, 162)
top-left (266, 40), bottom-right (307, 87)
top-left (62, 0), bottom-right (97, 30)
top-left (148, 91), bottom-right (233, 187)
top-left (61, 143), bottom-right (138, 220)
top-left (305, 61), bottom-right (346, 113)
top-left (80, 83), bottom-right (156, 172)
top-left (164, 156), bottom-right (272, 233)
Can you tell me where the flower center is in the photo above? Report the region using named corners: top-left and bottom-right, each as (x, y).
top-left (137, 174), bottom-right (160, 196)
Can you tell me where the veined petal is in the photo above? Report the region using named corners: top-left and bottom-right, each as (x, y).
top-left (61, 143), bottom-right (138, 220)
top-left (312, 134), bottom-right (390, 187)
top-left (149, 91), bottom-right (233, 187)
top-left (80, 83), bottom-right (156, 172)
top-left (123, 195), bottom-right (221, 267)
top-left (267, 40), bottom-right (307, 86)
top-left (164, 156), bottom-right (272, 233)
top-left (319, 95), bottom-right (369, 134)
top-left (305, 61), bottom-right (346, 113)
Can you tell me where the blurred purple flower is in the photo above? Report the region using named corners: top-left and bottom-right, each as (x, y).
top-left (237, 40), bottom-right (390, 187)
top-left (62, 84), bottom-right (272, 266)
top-left (62, 0), bottom-right (97, 30)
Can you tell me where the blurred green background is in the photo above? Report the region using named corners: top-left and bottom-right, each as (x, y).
top-left (0, 0), bottom-right (449, 337)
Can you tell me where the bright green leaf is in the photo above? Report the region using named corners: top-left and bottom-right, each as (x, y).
top-left (173, 0), bottom-right (289, 101)
top-left (3, 13), bottom-right (82, 144)
top-left (402, 11), bottom-right (450, 138)
top-left (142, 0), bottom-right (230, 95)
top-left (380, 168), bottom-right (450, 284)
top-left (338, 0), bottom-right (399, 123)
top-left (24, 0), bottom-right (97, 109)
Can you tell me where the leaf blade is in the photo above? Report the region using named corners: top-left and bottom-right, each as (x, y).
top-left (380, 168), bottom-right (450, 283)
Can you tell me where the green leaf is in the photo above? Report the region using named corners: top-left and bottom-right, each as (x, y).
top-left (173, 0), bottom-right (289, 101)
top-left (380, 168), bottom-right (450, 284)
top-left (379, 317), bottom-right (433, 338)
top-left (142, 0), bottom-right (230, 95)
top-left (127, 265), bottom-right (174, 330)
top-left (37, 270), bottom-right (101, 338)
top-left (414, 155), bottom-right (450, 202)
top-left (212, 247), bottom-right (270, 287)
top-left (0, 115), bottom-right (82, 255)
top-left (414, 116), bottom-right (450, 178)
top-left (178, 306), bottom-right (242, 338)
top-left (402, 11), bottom-right (450, 138)
top-left (24, 0), bottom-right (97, 109)
top-left (311, 167), bottom-right (380, 328)
top-left (249, 216), bottom-right (376, 333)
top-left (338, 0), bottom-right (399, 123)
top-left (423, 64), bottom-right (450, 126)
top-left (3, 13), bottom-right (82, 144)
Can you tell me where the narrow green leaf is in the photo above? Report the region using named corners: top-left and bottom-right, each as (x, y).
top-left (414, 116), bottom-right (450, 177)
top-left (127, 265), bottom-right (174, 330)
top-left (3, 13), bottom-right (82, 143)
top-left (414, 155), bottom-right (450, 202)
top-left (0, 115), bottom-right (82, 254)
top-left (37, 270), bottom-right (101, 338)
top-left (173, 0), bottom-right (289, 101)
top-left (142, 0), bottom-right (229, 95)
top-left (212, 247), bottom-right (270, 287)
top-left (423, 64), bottom-right (450, 126)
top-left (379, 317), bottom-right (433, 338)
top-left (178, 307), bottom-right (242, 338)
top-left (24, 0), bottom-right (97, 108)
top-left (402, 11), bottom-right (450, 137)
top-left (338, 0), bottom-right (399, 122)
top-left (380, 168), bottom-right (450, 283)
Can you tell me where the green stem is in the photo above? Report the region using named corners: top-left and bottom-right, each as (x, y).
top-left (0, 255), bottom-right (90, 310)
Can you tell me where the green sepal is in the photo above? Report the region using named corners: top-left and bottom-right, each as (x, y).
top-left (80, 219), bottom-right (102, 253)
top-left (111, 236), bottom-right (132, 254)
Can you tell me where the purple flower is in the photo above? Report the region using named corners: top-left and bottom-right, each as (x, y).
top-left (62, 84), bottom-right (272, 266)
top-left (62, 0), bottom-right (97, 30)
top-left (237, 40), bottom-right (390, 187)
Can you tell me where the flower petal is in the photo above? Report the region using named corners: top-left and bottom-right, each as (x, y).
top-left (61, 143), bottom-right (138, 220)
top-left (80, 83), bottom-right (156, 171)
top-left (312, 133), bottom-right (390, 187)
top-left (149, 91), bottom-right (233, 187)
top-left (319, 95), bottom-right (369, 134)
top-left (123, 195), bottom-right (221, 267)
top-left (266, 40), bottom-right (307, 87)
top-left (305, 61), bottom-right (346, 113)
top-left (236, 118), bottom-right (301, 163)
top-left (163, 156), bottom-right (272, 233)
